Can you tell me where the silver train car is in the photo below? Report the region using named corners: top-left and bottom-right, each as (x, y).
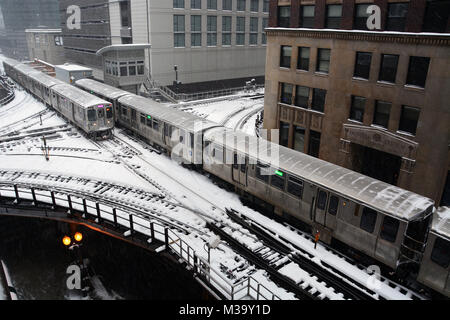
top-left (417, 208), bottom-right (449, 297)
top-left (74, 78), bottom-right (447, 297)
top-left (202, 127), bottom-right (434, 270)
top-left (50, 84), bottom-right (114, 139)
top-left (2, 58), bottom-right (114, 139)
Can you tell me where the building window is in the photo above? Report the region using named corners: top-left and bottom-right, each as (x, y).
top-left (280, 83), bottom-right (293, 105)
top-left (174, 15), bottom-right (185, 47)
top-left (423, 0), bottom-right (450, 33)
top-left (431, 238), bottom-right (450, 268)
top-left (120, 62), bottom-right (128, 77)
top-left (207, 0), bottom-right (217, 10)
top-left (174, 0), bottom-right (185, 9)
top-left (360, 207), bottom-right (377, 234)
top-left (223, 0), bottom-right (232, 11)
top-left (278, 6), bottom-right (291, 28)
top-left (349, 96), bottom-right (365, 122)
top-left (295, 85), bottom-right (309, 109)
top-left (354, 4), bottom-right (370, 30)
top-left (326, 4), bottom-right (342, 29)
top-left (386, 2), bottom-right (408, 31)
top-left (301, 5), bottom-right (315, 28)
top-left (399, 106), bottom-right (420, 135)
top-left (191, 0), bottom-right (201, 9)
top-left (354, 52), bottom-right (372, 79)
top-left (262, 18), bottom-right (268, 45)
top-left (373, 101), bottom-right (391, 128)
top-left (294, 126), bottom-right (305, 153)
top-left (379, 54), bottom-right (399, 83)
top-left (207, 16), bottom-right (217, 46)
top-left (191, 15), bottom-right (202, 47)
top-left (120, 0), bottom-right (130, 27)
top-left (316, 48), bottom-right (330, 74)
top-left (236, 16), bottom-right (245, 45)
top-left (263, 0), bottom-right (269, 13)
top-left (406, 56), bottom-right (430, 88)
top-left (237, 0), bottom-right (246, 11)
top-left (250, 17), bottom-right (258, 45)
top-left (128, 61), bottom-right (136, 76)
top-left (311, 88), bottom-right (326, 113)
top-left (297, 47), bottom-right (310, 71)
top-left (308, 130), bottom-right (321, 158)
top-left (137, 61), bottom-right (144, 75)
top-left (380, 216), bottom-right (399, 243)
top-left (279, 122), bottom-right (289, 147)
top-left (222, 16), bottom-right (232, 45)
top-left (280, 45), bottom-right (291, 68)
top-left (251, 0), bottom-right (259, 12)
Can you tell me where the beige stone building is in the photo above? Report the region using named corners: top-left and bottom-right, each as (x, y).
top-left (263, 0), bottom-right (450, 206)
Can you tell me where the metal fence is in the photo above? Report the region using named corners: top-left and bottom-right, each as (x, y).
top-left (0, 182), bottom-right (281, 301)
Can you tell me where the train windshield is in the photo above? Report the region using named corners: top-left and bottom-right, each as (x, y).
top-left (106, 106), bottom-right (113, 118)
top-left (87, 109), bottom-right (97, 121)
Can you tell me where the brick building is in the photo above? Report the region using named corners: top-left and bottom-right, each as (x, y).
top-left (263, 0), bottom-right (450, 206)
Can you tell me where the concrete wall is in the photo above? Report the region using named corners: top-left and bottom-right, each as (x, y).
top-left (26, 31), bottom-right (65, 65)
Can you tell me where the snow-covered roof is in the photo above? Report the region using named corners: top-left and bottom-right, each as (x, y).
top-left (2, 57), bottom-right (20, 68)
top-left (75, 79), bottom-right (131, 100)
top-left (265, 27), bottom-right (450, 37)
top-left (25, 28), bottom-right (61, 34)
top-left (96, 43), bottom-right (151, 55)
top-left (52, 84), bottom-right (110, 109)
top-left (118, 94), bottom-right (219, 133)
top-left (204, 127), bottom-right (434, 221)
top-left (432, 207), bottom-right (450, 240)
top-left (29, 72), bottom-right (66, 88)
top-left (55, 64), bottom-right (92, 72)
top-left (14, 63), bottom-right (39, 76)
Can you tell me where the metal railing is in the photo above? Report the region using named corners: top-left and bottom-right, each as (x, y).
top-left (0, 182), bottom-right (281, 301)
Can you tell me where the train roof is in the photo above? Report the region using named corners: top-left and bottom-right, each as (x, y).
top-left (2, 57), bottom-right (20, 67)
top-left (52, 84), bottom-right (110, 109)
top-left (432, 207), bottom-right (450, 240)
top-left (28, 72), bottom-right (66, 88)
top-left (14, 63), bottom-right (39, 75)
top-left (204, 127), bottom-right (434, 221)
top-left (75, 79), bottom-right (130, 100)
top-left (118, 94), bottom-right (219, 132)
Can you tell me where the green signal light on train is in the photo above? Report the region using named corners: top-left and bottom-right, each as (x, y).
top-left (147, 115), bottom-right (152, 119)
top-left (275, 170), bottom-right (283, 177)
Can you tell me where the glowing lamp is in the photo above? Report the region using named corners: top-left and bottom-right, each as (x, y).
top-left (62, 236), bottom-right (71, 246)
top-left (74, 232), bottom-right (83, 242)
top-left (98, 105), bottom-right (104, 108)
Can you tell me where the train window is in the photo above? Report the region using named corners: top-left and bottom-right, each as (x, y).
top-left (180, 130), bottom-right (185, 143)
top-left (106, 107), bottom-right (113, 119)
top-left (131, 109), bottom-right (136, 120)
top-left (317, 190), bottom-right (327, 210)
top-left (256, 163), bottom-right (269, 183)
top-left (380, 216), bottom-right (399, 243)
top-left (287, 176), bottom-right (303, 198)
top-left (152, 119), bottom-right (159, 131)
top-left (328, 195), bottom-right (339, 215)
top-left (98, 109), bottom-right (104, 118)
top-left (190, 133), bottom-right (194, 149)
top-left (360, 207), bottom-right (377, 233)
top-left (271, 170), bottom-right (286, 190)
top-left (146, 117), bottom-right (152, 127)
top-left (431, 238), bottom-right (450, 268)
top-left (87, 109), bottom-right (96, 121)
top-left (214, 145), bottom-right (223, 163)
top-left (140, 114), bottom-right (145, 124)
top-left (121, 105), bottom-right (127, 116)
top-left (233, 154), bottom-right (239, 169)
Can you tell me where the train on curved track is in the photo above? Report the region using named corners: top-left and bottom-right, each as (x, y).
top-left (2, 58), bottom-right (449, 298)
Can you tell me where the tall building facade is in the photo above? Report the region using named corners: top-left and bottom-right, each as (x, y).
top-left (130, 0), bottom-right (269, 87)
top-left (0, 0), bottom-right (60, 59)
top-left (263, 0), bottom-right (450, 206)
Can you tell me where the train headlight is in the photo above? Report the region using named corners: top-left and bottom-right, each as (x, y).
top-left (93, 123), bottom-right (97, 126)
top-left (62, 236), bottom-right (71, 246)
top-left (74, 232), bottom-right (83, 242)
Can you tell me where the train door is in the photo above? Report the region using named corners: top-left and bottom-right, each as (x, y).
top-left (314, 188), bottom-right (328, 225)
top-left (325, 194), bottom-right (339, 230)
top-left (232, 153), bottom-right (247, 186)
top-left (163, 123), bottom-right (169, 145)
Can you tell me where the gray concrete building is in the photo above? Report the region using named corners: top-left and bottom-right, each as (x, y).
top-left (25, 29), bottom-right (65, 65)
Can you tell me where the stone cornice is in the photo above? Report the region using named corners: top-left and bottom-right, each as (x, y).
top-left (266, 28), bottom-right (450, 46)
